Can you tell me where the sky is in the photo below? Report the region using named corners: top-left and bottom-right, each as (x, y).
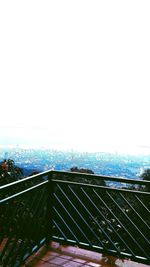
top-left (0, 1), bottom-right (150, 154)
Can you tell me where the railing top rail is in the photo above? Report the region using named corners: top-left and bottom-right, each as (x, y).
top-left (0, 169), bottom-right (150, 191)
top-left (51, 170), bottom-right (150, 186)
top-left (52, 178), bottom-right (150, 195)
top-left (0, 169), bottom-right (51, 191)
top-left (0, 180), bottom-right (48, 204)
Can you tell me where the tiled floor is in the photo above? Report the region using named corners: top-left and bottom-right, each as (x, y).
top-left (24, 242), bottom-right (149, 267)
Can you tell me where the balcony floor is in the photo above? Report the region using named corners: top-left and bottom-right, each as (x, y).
top-left (23, 242), bottom-right (148, 267)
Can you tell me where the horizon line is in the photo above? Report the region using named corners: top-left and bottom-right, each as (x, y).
top-left (0, 144), bottom-right (150, 156)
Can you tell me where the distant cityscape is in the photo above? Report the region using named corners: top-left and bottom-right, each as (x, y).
top-left (0, 146), bottom-right (150, 182)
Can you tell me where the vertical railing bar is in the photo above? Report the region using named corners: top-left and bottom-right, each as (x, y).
top-left (0, 181), bottom-right (47, 267)
top-left (9, 239), bottom-right (24, 267)
top-left (3, 237), bottom-right (19, 266)
top-left (46, 173), bottom-right (54, 246)
top-left (0, 200), bottom-right (22, 258)
top-left (28, 189), bottom-right (47, 242)
top-left (0, 190), bottom-right (36, 263)
top-left (0, 180), bottom-right (47, 266)
top-left (0, 201), bottom-right (14, 237)
top-left (4, 185), bottom-right (46, 266)
top-left (18, 187), bottom-right (47, 263)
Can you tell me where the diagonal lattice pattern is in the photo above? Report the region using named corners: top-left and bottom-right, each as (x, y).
top-left (51, 174), bottom-right (150, 265)
top-left (0, 170), bottom-right (150, 266)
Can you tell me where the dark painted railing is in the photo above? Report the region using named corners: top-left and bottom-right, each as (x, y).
top-left (0, 170), bottom-right (150, 266)
top-left (0, 171), bottom-right (49, 267)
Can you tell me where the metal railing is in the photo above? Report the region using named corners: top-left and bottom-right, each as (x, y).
top-left (0, 170), bottom-right (150, 266)
top-left (0, 171), bottom-right (49, 267)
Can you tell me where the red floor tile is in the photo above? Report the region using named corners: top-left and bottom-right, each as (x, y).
top-left (24, 242), bottom-right (149, 267)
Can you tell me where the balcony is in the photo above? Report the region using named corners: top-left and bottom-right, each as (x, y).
top-left (0, 170), bottom-right (150, 267)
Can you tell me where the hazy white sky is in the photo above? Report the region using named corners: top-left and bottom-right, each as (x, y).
top-left (0, 1), bottom-right (150, 153)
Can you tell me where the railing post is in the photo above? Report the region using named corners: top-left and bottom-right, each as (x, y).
top-left (46, 171), bottom-right (54, 247)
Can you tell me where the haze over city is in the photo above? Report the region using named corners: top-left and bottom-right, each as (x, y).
top-left (0, 1), bottom-right (150, 155)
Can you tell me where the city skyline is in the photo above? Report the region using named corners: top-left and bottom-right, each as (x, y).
top-left (0, 127), bottom-right (150, 155)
